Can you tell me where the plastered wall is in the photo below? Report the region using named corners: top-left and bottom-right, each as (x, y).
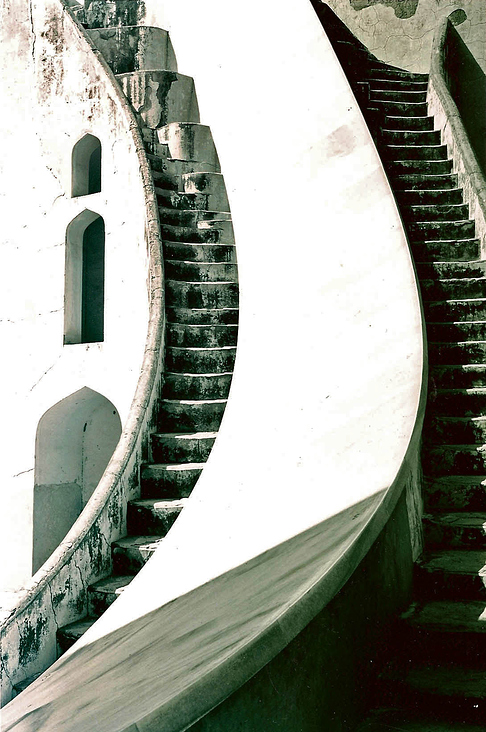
top-left (0, 0), bottom-right (150, 595)
top-left (325, 0), bottom-right (485, 72)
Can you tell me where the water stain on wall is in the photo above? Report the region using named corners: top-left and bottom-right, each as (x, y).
top-left (350, 0), bottom-right (420, 20)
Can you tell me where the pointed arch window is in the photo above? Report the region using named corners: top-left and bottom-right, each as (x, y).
top-left (64, 210), bottom-right (105, 344)
top-left (72, 133), bottom-right (102, 197)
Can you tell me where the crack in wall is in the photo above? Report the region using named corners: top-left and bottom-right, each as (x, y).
top-left (28, 0), bottom-right (35, 64)
top-left (47, 583), bottom-right (60, 630)
top-left (29, 356), bottom-right (60, 392)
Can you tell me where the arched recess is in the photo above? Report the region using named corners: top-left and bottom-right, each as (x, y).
top-left (33, 387), bottom-right (122, 574)
top-left (64, 210), bottom-right (105, 344)
top-left (72, 133), bottom-right (102, 197)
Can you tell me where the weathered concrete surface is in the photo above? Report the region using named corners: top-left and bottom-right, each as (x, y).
top-left (117, 70), bottom-right (199, 129)
top-left (325, 0), bottom-right (485, 73)
top-left (87, 26), bottom-right (177, 74)
top-left (3, 0), bottom-right (425, 728)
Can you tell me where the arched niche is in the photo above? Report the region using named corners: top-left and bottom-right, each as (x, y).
top-left (64, 210), bottom-right (105, 344)
top-left (72, 133), bottom-right (102, 197)
top-left (33, 387), bottom-right (122, 574)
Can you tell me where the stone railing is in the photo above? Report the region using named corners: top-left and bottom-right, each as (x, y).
top-left (428, 16), bottom-right (486, 256)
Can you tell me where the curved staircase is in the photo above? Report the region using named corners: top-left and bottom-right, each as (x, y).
top-left (26, 5), bottom-right (238, 670)
top-left (314, 3), bottom-right (486, 730)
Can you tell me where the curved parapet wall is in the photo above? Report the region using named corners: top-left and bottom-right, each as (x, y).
top-left (427, 17), bottom-right (486, 257)
top-left (0, 0), bottom-right (165, 703)
top-left (3, 0), bottom-right (425, 729)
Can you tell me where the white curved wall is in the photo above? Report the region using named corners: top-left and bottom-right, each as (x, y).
top-left (0, 0), bottom-right (150, 593)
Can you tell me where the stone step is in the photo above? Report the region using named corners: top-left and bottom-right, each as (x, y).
top-left (85, 0), bottom-right (146, 29)
top-left (167, 323), bottom-right (238, 348)
top-left (166, 280), bottom-right (239, 309)
top-left (384, 114), bottom-right (434, 131)
top-left (87, 575), bottom-right (133, 617)
top-left (162, 372), bottom-right (233, 400)
top-left (384, 144), bottom-right (448, 161)
top-left (165, 260), bottom-right (238, 283)
top-left (163, 241), bottom-right (237, 263)
top-left (161, 224), bottom-right (228, 244)
top-left (426, 415), bottom-right (486, 445)
top-left (57, 617), bottom-right (97, 654)
top-left (416, 550), bottom-right (486, 600)
top-left (155, 188), bottom-right (211, 211)
top-left (166, 345), bottom-right (237, 373)
top-left (424, 475), bottom-right (486, 513)
top-left (149, 163), bottom-right (179, 189)
top-left (150, 432), bottom-right (216, 465)
top-left (372, 89), bottom-right (427, 103)
top-left (427, 321), bottom-right (486, 343)
top-left (388, 159), bottom-right (453, 176)
top-left (416, 261), bottom-right (486, 279)
top-left (420, 278), bottom-right (486, 301)
top-left (158, 122), bottom-right (220, 171)
top-left (428, 340), bottom-right (486, 365)
top-left (430, 365), bottom-right (486, 389)
top-left (157, 398), bottom-right (226, 432)
top-left (112, 535), bottom-right (163, 574)
top-left (370, 100), bottom-right (428, 116)
top-left (159, 207), bottom-right (230, 228)
top-left (408, 220), bottom-right (475, 242)
top-left (392, 173), bottom-right (458, 190)
top-left (182, 171), bottom-right (230, 213)
top-left (404, 203), bottom-right (469, 222)
top-left (430, 388), bottom-right (486, 417)
top-left (166, 307), bottom-right (239, 325)
top-left (127, 498), bottom-right (186, 537)
top-left (140, 462), bottom-right (204, 499)
top-left (379, 663), bottom-right (486, 722)
top-left (422, 445), bottom-right (486, 477)
top-left (411, 239), bottom-right (480, 262)
top-left (422, 513), bottom-right (486, 550)
top-left (117, 70), bottom-right (199, 129)
top-left (355, 709), bottom-right (485, 732)
top-left (381, 129), bottom-right (441, 145)
top-left (396, 188), bottom-right (463, 206)
top-left (426, 297), bottom-right (486, 322)
top-left (369, 78), bottom-right (429, 92)
top-left (368, 68), bottom-right (428, 83)
top-left (86, 26), bottom-right (177, 75)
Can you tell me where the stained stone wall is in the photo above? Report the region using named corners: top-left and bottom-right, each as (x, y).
top-left (325, 0), bottom-right (485, 72)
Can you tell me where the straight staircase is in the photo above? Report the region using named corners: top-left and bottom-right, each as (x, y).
top-left (314, 3), bottom-right (486, 730)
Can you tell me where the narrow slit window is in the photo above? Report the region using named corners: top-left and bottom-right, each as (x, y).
top-left (72, 134), bottom-right (102, 197)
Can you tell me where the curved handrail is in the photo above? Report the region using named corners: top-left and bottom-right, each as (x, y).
top-left (1, 0), bottom-right (164, 652)
top-left (428, 16), bottom-right (486, 255)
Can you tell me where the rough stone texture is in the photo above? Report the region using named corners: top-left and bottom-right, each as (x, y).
top-left (117, 70), bottom-right (199, 129)
top-left (87, 26), bottom-right (177, 75)
top-left (324, 0), bottom-right (485, 73)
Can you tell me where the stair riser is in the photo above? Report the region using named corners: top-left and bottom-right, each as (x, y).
top-left (156, 190), bottom-right (210, 211)
top-left (159, 208), bottom-right (230, 228)
top-left (158, 402), bottom-right (226, 433)
top-left (166, 307), bottom-right (239, 325)
top-left (167, 324), bottom-right (238, 348)
top-left (371, 101), bottom-right (428, 116)
top-left (397, 189), bottom-right (463, 206)
top-left (163, 373), bottom-right (232, 400)
top-left (430, 366), bottom-right (486, 389)
top-left (127, 502), bottom-right (183, 537)
top-left (423, 447), bottom-right (486, 476)
top-left (424, 480), bottom-right (486, 513)
top-left (428, 342), bottom-right (486, 365)
top-left (429, 392), bottom-right (486, 417)
top-left (405, 205), bottom-right (469, 222)
top-left (165, 261), bottom-right (238, 283)
top-left (393, 173), bottom-right (458, 190)
top-left (87, 587), bottom-right (125, 618)
top-left (384, 145), bottom-right (447, 161)
top-left (381, 130), bottom-right (440, 145)
top-left (412, 239), bottom-right (480, 262)
top-left (389, 159), bottom-right (453, 176)
top-left (426, 417), bottom-right (486, 444)
top-left (150, 434), bottom-right (215, 464)
top-left (163, 242), bottom-right (236, 263)
top-left (140, 466), bottom-right (202, 499)
top-left (398, 624), bottom-right (486, 668)
top-left (415, 566), bottom-right (486, 601)
top-left (167, 347), bottom-right (236, 373)
top-left (423, 520), bottom-right (486, 550)
top-left (166, 281), bottom-right (239, 309)
top-left (421, 279), bottom-right (486, 301)
top-left (417, 262), bottom-right (486, 279)
top-left (112, 544), bottom-right (150, 575)
top-left (425, 299), bottom-right (486, 321)
top-left (150, 167), bottom-right (179, 190)
top-left (408, 221), bottom-right (475, 241)
top-left (162, 224), bottom-right (234, 244)
top-left (384, 115), bottom-right (434, 131)
top-left (427, 323), bottom-right (486, 342)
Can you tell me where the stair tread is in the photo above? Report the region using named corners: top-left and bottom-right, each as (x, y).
top-left (161, 397), bottom-right (227, 405)
top-left (423, 513), bottom-right (486, 528)
top-left (420, 550), bottom-right (486, 575)
top-left (89, 575), bottom-right (134, 594)
top-left (113, 535), bottom-right (164, 547)
top-left (152, 431), bottom-right (218, 439)
top-left (405, 664), bottom-right (486, 697)
top-left (143, 462), bottom-right (206, 470)
top-left (58, 617), bottom-right (97, 638)
top-left (130, 497), bottom-right (187, 509)
top-left (167, 345), bottom-right (237, 351)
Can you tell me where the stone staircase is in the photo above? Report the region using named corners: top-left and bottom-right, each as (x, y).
top-left (50, 9), bottom-right (238, 659)
top-left (314, 3), bottom-right (486, 730)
